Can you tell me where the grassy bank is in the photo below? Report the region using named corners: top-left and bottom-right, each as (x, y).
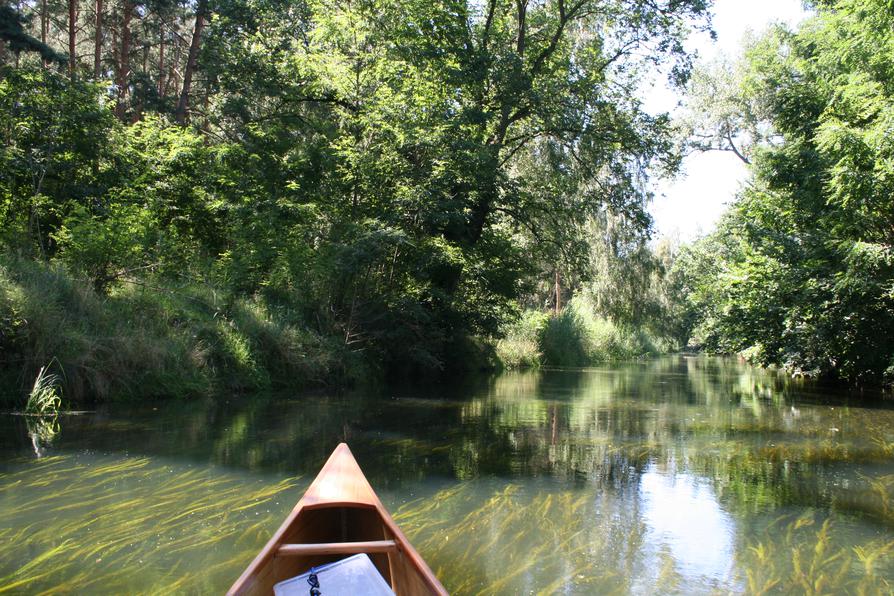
top-left (496, 296), bottom-right (677, 369)
top-left (0, 255), bottom-right (363, 406)
top-left (0, 256), bottom-right (678, 405)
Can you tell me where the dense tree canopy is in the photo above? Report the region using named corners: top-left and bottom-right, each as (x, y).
top-left (1, 0), bottom-right (711, 388)
top-left (7, 0), bottom-right (891, 395)
top-left (676, 0), bottom-right (894, 386)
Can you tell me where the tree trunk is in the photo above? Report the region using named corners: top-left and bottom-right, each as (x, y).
top-left (93, 0), bottom-right (102, 77)
top-left (115, 0), bottom-right (131, 119)
top-left (68, 0), bottom-right (77, 77)
top-left (554, 269), bottom-right (561, 315)
top-left (41, 0), bottom-right (49, 67)
top-left (175, 0), bottom-right (208, 124)
top-left (157, 24), bottom-right (165, 97)
top-left (134, 42), bottom-right (148, 121)
top-left (202, 85), bottom-right (210, 133)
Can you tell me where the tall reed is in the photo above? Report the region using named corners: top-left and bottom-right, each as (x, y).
top-left (25, 363), bottom-right (62, 415)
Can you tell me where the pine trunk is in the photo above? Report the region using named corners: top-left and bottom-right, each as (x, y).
top-left (68, 0), bottom-right (77, 77)
top-left (93, 0), bottom-right (102, 77)
top-left (157, 25), bottom-right (165, 97)
top-left (115, 0), bottom-right (132, 119)
top-left (134, 43), bottom-right (148, 120)
top-left (41, 0), bottom-right (49, 67)
top-left (175, 0), bottom-right (208, 124)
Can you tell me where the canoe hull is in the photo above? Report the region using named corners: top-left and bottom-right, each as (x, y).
top-left (227, 444), bottom-right (447, 596)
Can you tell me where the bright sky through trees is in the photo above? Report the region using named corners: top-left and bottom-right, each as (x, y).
top-left (648, 0), bottom-right (808, 241)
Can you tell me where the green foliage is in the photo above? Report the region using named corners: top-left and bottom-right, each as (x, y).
top-left (535, 296), bottom-right (668, 367)
top-left (0, 0), bottom-right (712, 398)
top-left (583, 212), bottom-right (692, 346)
top-left (0, 68), bottom-right (115, 256)
top-left (676, 0), bottom-right (894, 386)
top-left (496, 310), bottom-right (550, 369)
top-left (539, 304), bottom-right (589, 367)
top-left (0, 255), bottom-right (353, 403)
top-left (497, 295), bottom-right (677, 370)
top-left (25, 363), bottom-right (62, 415)
top-left (53, 205), bottom-right (155, 291)
top-left (0, 7), bottom-right (65, 65)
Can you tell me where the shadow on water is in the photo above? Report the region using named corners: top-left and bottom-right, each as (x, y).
top-left (1, 355), bottom-right (894, 593)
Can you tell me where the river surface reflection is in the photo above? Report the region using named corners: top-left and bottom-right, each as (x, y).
top-left (1, 356), bottom-right (893, 593)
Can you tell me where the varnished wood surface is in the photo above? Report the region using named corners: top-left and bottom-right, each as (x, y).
top-left (300, 443), bottom-right (379, 507)
top-left (276, 539), bottom-right (398, 556)
top-left (227, 443), bottom-right (448, 596)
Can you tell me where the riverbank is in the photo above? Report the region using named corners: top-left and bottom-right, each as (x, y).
top-left (0, 257), bottom-right (684, 406)
top-left (0, 256), bottom-right (365, 405)
top-left (496, 296), bottom-right (678, 369)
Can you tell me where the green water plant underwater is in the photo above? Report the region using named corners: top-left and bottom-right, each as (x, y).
top-left (740, 513), bottom-right (894, 595)
top-left (2, 455), bottom-right (894, 593)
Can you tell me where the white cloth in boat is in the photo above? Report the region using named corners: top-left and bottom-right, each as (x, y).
top-left (273, 553), bottom-right (395, 596)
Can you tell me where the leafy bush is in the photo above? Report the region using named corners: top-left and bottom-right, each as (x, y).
top-left (498, 296), bottom-right (674, 369)
top-left (496, 310), bottom-right (550, 369)
top-left (0, 255), bottom-right (353, 403)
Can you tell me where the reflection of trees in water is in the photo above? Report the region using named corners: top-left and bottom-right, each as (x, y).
top-left (4, 356), bottom-right (894, 518)
top-left (458, 359), bottom-right (894, 521)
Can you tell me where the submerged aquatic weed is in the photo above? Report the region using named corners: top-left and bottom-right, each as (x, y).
top-left (0, 455), bottom-right (300, 594)
top-left (394, 482), bottom-right (653, 594)
top-left (866, 474), bottom-right (894, 521)
top-left (738, 512), bottom-right (894, 594)
top-left (3, 459), bottom-right (894, 594)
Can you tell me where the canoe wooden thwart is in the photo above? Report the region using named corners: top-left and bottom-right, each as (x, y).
top-left (227, 443), bottom-right (448, 596)
top-left (276, 540), bottom-right (398, 556)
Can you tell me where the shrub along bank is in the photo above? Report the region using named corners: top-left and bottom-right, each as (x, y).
top-left (0, 256), bottom-right (361, 404)
top-left (496, 296), bottom-right (677, 369)
top-left (0, 255), bottom-right (678, 406)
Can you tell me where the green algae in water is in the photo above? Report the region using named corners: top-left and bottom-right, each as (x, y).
top-left (2, 357), bottom-right (894, 593)
top-left (0, 454), bottom-right (300, 594)
top-left (2, 457), bottom-right (894, 594)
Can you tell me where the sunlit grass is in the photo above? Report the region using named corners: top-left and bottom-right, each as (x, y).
top-left (0, 256), bottom-right (353, 403)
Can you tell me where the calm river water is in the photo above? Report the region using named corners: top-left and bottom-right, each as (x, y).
top-left (2, 356), bottom-right (894, 594)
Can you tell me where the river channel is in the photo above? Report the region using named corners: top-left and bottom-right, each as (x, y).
top-left (2, 356), bottom-right (893, 593)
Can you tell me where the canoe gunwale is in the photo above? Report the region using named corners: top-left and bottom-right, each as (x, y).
top-left (226, 443), bottom-right (448, 596)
